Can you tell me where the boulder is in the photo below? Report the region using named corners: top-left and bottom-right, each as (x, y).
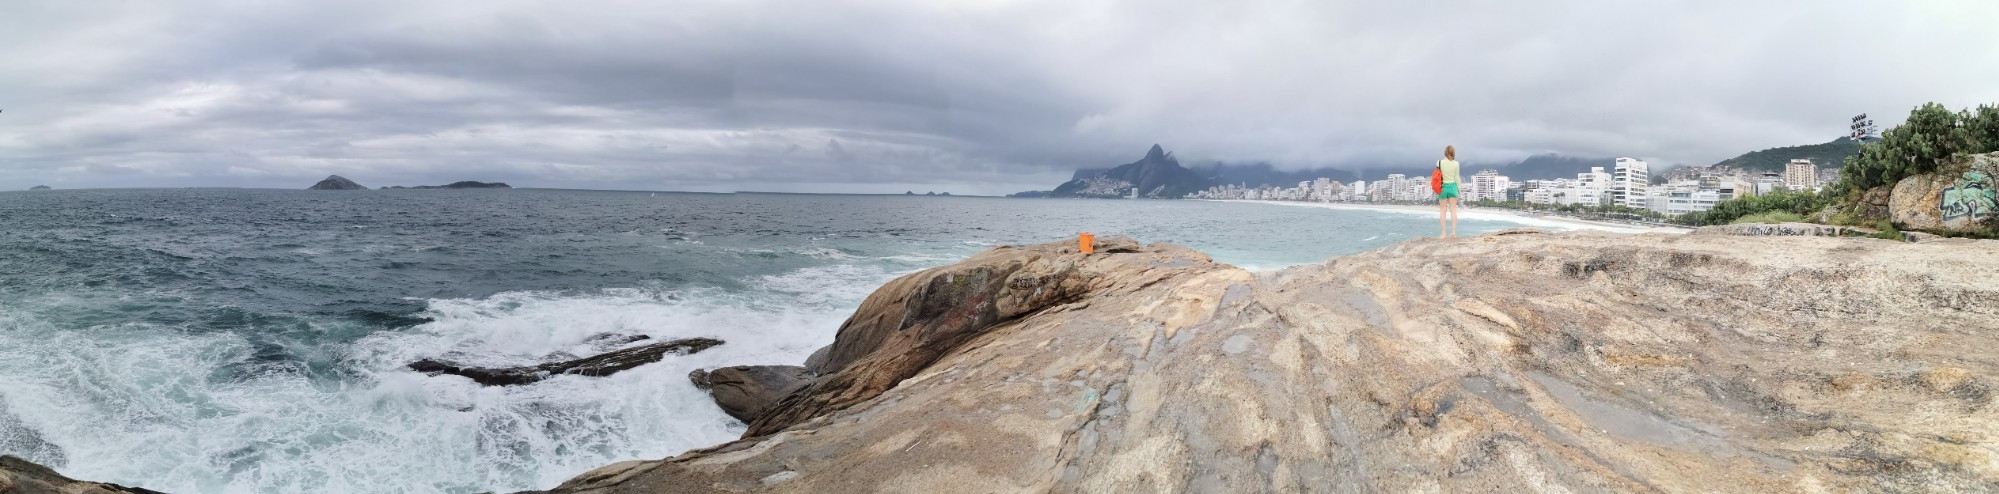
top-left (1, 455), bottom-right (164, 493)
top-left (689, 366), bottom-right (814, 422)
top-left (745, 236), bottom-right (1195, 437)
top-left (545, 232), bottom-right (1999, 493)
top-left (1858, 185), bottom-right (1892, 220)
top-left (306, 175), bottom-right (366, 190)
top-left (802, 345), bottom-right (833, 375)
top-left (1889, 152), bottom-right (1999, 233)
top-left (408, 337), bottom-right (722, 386)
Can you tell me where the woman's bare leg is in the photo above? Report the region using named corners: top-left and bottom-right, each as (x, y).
top-left (1448, 199), bottom-right (1460, 237)
top-left (1439, 199), bottom-right (1448, 238)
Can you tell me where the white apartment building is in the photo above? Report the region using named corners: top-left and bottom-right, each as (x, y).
top-left (1577, 167), bottom-right (1611, 206)
top-left (1468, 169), bottom-right (1509, 202)
top-left (1784, 159), bottom-right (1819, 191)
top-left (1613, 158), bottom-right (1649, 209)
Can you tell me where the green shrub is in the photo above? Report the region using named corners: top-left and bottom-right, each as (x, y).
top-left (1866, 220), bottom-right (1906, 242)
top-left (1679, 189), bottom-right (1828, 226)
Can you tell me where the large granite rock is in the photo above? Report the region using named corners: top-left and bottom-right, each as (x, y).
top-left (408, 337), bottom-right (723, 386)
top-left (746, 235), bottom-right (1145, 436)
top-left (1, 456), bottom-right (163, 493)
top-left (689, 366), bottom-right (815, 422)
top-left (1890, 152), bottom-right (1999, 233)
top-left (542, 231), bottom-right (1999, 493)
top-left (306, 175), bottom-right (366, 190)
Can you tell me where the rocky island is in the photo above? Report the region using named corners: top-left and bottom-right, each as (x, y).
top-left (8, 231), bottom-right (1997, 493)
top-left (306, 175), bottom-right (367, 190)
top-left (383, 181), bottom-right (513, 189)
top-left (28, 185), bottom-right (50, 190)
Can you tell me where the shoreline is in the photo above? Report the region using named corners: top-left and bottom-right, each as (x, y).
top-left (1215, 199), bottom-right (1690, 235)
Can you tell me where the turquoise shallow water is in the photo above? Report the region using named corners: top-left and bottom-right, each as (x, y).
top-left (0, 189), bottom-right (1526, 493)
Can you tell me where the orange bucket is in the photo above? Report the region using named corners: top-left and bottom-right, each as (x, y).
top-left (1079, 233), bottom-right (1095, 254)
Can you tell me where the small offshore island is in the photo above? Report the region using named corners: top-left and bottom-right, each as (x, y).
top-left (306, 175), bottom-right (513, 190)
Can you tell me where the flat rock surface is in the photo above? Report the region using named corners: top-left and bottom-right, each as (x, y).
top-left (538, 231), bottom-right (1999, 493)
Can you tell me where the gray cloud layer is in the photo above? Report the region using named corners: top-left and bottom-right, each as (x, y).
top-left (4, 0), bottom-right (1997, 193)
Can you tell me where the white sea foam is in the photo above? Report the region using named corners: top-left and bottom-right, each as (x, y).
top-left (0, 261), bottom-right (895, 493)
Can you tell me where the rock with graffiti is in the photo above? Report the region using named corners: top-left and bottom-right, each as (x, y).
top-left (1940, 170), bottom-right (1995, 225)
top-left (1889, 152), bottom-right (1999, 233)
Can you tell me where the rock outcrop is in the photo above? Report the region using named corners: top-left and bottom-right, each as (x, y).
top-left (1890, 152), bottom-right (1998, 234)
top-left (306, 175), bottom-right (367, 190)
top-left (0, 456), bottom-right (163, 494)
top-left (545, 231), bottom-right (1999, 493)
top-left (689, 366), bottom-right (815, 422)
top-left (409, 337), bottom-right (723, 386)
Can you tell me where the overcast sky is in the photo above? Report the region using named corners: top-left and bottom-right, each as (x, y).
top-left (4, 0), bottom-right (1997, 193)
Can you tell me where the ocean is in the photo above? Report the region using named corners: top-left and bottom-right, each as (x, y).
top-left (0, 188), bottom-right (1534, 493)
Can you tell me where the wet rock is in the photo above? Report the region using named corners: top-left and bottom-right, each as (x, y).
top-left (802, 344), bottom-right (832, 376)
top-left (409, 337), bottom-right (722, 386)
top-left (0, 400), bottom-right (64, 468)
top-left (690, 366), bottom-right (814, 422)
top-left (0, 455), bottom-right (164, 493)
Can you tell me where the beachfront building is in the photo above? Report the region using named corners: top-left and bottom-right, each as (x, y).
top-left (1578, 167), bottom-right (1611, 206)
top-left (1468, 169), bottom-right (1509, 202)
top-left (1612, 158), bottom-right (1649, 209)
top-left (1785, 159), bottom-right (1818, 191)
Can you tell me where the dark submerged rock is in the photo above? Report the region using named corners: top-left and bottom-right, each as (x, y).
top-left (0, 455), bottom-right (165, 493)
top-left (408, 337), bottom-right (723, 386)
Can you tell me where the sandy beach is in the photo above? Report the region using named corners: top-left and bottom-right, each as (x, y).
top-left (1226, 200), bottom-right (1691, 234)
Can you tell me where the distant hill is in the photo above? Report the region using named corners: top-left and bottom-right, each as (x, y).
top-left (1191, 162), bottom-right (1359, 188)
top-left (1709, 137), bottom-right (1861, 172)
top-left (1476, 154), bottom-right (1619, 181)
top-left (1050, 145), bottom-right (1210, 198)
top-left (307, 175), bottom-right (367, 190)
top-left (384, 181), bottom-right (513, 189)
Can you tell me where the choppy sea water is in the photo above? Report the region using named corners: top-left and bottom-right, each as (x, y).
top-left (0, 188), bottom-right (1534, 493)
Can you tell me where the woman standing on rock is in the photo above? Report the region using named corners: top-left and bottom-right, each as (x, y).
top-left (1436, 145), bottom-right (1461, 237)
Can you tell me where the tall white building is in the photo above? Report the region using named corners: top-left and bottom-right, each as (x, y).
top-left (1784, 159), bottom-right (1819, 191)
top-left (1577, 167), bottom-right (1611, 206)
top-left (1468, 169), bottom-right (1509, 202)
top-left (1612, 158), bottom-right (1649, 209)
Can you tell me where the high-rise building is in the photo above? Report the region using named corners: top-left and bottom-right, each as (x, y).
top-left (1468, 169), bottom-right (1509, 202)
top-left (1577, 167), bottom-right (1611, 206)
top-left (1613, 158), bottom-right (1649, 209)
top-left (1785, 159), bottom-right (1819, 191)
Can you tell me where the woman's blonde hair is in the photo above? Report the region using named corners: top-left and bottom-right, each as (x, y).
top-left (1444, 145), bottom-right (1456, 160)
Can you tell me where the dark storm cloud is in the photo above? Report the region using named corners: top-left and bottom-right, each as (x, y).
top-left (2, 0), bottom-right (1996, 192)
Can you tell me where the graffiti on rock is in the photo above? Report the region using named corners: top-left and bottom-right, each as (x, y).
top-left (1940, 171), bottom-right (1996, 222)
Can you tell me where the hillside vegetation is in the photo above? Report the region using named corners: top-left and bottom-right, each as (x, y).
top-left (1709, 137), bottom-right (1861, 173)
